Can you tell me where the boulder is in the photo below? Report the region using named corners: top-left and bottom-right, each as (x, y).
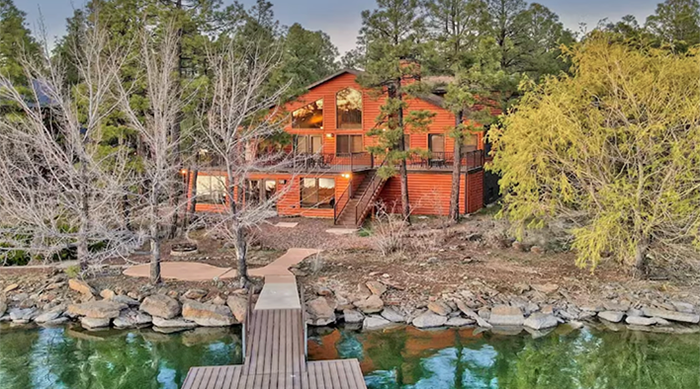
top-left (226, 295), bottom-right (247, 323)
top-left (152, 316), bottom-right (197, 329)
top-left (68, 279), bottom-right (96, 297)
top-left (315, 286), bottom-right (333, 297)
top-left (381, 307), bottom-right (406, 323)
top-left (141, 295), bottom-right (181, 319)
top-left (81, 317), bottom-right (111, 330)
top-left (68, 301), bottom-right (127, 319)
top-left (113, 310), bottom-right (153, 329)
top-left (42, 317), bottom-right (69, 326)
top-left (183, 289), bottom-right (208, 300)
top-left (531, 283), bottom-right (559, 294)
top-left (427, 300), bottom-right (452, 316)
top-left (34, 306), bottom-right (66, 324)
top-left (412, 311), bottom-right (448, 328)
top-left (343, 309), bottom-right (364, 324)
top-left (598, 311), bottom-right (625, 323)
top-left (100, 289), bottom-right (116, 300)
top-left (111, 295), bottom-right (140, 307)
top-left (0, 298), bottom-right (6, 317)
top-left (523, 313), bottom-right (558, 330)
top-left (210, 296), bottom-right (226, 306)
top-left (354, 295), bottom-right (384, 314)
top-left (604, 301), bottom-right (631, 312)
top-left (625, 316), bottom-right (656, 326)
top-left (366, 281), bottom-right (387, 296)
top-left (671, 301), bottom-right (696, 314)
top-left (10, 308), bottom-right (37, 323)
top-left (489, 305), bottom-right (524, 326)
top-left (3, 283), bottom-right (19, 293)
top-left (446, 317), bottom-right (475, 327)
top-left (363, 315), bottom-right (393, 331)
top-left (642, 307), bottom-right (700, 324)
top-left (456, 300), bottom-right (491, 328)
top-left (182, 300), bottom-right (236, 327)
top-left (307, 297), bottom-right (336, 326)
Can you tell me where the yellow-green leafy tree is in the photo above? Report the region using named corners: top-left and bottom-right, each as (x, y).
top-left (489, 32), bottom-right (700, 276)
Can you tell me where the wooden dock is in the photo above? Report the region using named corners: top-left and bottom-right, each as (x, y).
top-left (181, 263), bottom-right (366, 389)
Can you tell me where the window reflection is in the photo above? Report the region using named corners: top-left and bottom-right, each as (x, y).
top-left (292, 99), bottom-right (324, 129)
top-left (336, 88), bottom-right (362, 129)
top-left (196, 175), bottom-right (226, 204)
top-left (301, 178), bottom-right (335, 208)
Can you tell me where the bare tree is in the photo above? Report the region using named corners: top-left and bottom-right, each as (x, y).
top-left (0, 21), bottom-right (139, 269)
top-left (119, 24), bottom-right (188, 284)
top-left (199, 38), bottom-right (292, 287)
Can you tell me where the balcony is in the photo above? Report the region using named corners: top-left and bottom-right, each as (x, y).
top-left (197, 150), bottom-right (484, 174)
top-left (405, 150), bottom-right (484, 171)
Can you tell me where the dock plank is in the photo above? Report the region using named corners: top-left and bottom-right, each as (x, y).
top-left (181, 269), bottom-right (366, 389)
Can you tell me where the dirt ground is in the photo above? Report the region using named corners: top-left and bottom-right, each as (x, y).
top-left (2, 214), bottom-right (699, 308)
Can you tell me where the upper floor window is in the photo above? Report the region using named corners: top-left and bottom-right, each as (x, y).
top-left (336, 88), bottom-right (362, 129)
top-left (292, 99), bottom-right (324, 129)
top-left (463, 132), bottom-right (479, 151)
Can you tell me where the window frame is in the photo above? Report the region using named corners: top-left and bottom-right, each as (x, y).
top-left (336, 88), bottom-right (363, 130)
top-left (195, 174), bottom-right (227, 205)
top-left (291, 99), bottom-right (324, 129)
top-left (300, 177), bottom-right (336, 209)
top-left (336, 134), bottom-right (363, 155)
top-left (294, 134), bottom-right (323, 154)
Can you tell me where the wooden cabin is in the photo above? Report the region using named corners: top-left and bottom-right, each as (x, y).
top-left (186, 69), bottom-right (487, 226)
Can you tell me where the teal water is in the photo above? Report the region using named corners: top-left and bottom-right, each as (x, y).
top-left (1, 323), bottom-right (699, 389)
top-left (0, 324), bottom-right (243, 389)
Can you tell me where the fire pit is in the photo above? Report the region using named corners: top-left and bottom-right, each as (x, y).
top-left (170, 242), bottom-right (198, 257)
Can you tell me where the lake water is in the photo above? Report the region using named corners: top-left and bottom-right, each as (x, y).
top-left (0, 323), bottom-right (699, 389)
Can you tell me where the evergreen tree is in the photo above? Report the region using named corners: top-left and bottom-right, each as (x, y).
top-left (0, 0), bottom-right (40, 96)
top-left (425, 0), bottom-right (490, 74)
top-left (357, 0), bottom-right (436, 221)
top-left (646, 0), bottom-right (700, 47)
top-left (276, 23), bottom-right (338, 95)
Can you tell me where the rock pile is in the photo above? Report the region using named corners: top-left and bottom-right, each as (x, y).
top-left (304, 279), bottom-right (700, 336)
top-left (0, 277), bottom-right (246, 333)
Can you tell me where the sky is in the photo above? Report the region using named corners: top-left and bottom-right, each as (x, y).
top-left (17, 0), bottom-right (660, 55)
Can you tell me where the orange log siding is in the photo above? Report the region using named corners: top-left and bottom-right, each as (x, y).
top-left (378, 170), bottom-right (484, 216)
top-left (187, 170), bottom-right (364, 218)
top-left (280, 72), bottom-right (485, 156)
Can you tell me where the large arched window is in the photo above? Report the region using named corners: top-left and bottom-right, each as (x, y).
top-left (336, 88), bottom-right (362, 129)
top-left (292, 99), bottom-right (324, 129)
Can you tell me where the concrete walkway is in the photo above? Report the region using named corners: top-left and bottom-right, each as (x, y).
top-left (122, 248), bottom-right (321, 282)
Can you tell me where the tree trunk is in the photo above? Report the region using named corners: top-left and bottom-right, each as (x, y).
top-left (397, 85), bottom-right (411, 225)
top-left (182, 168), bottom-right (198, 229)
top-left (168, 0), bottom-right (185, 239)
top-left (633, 238), bottom-right (649, 279)
top-left (150, 224), bottom-right (161, 284)
top-left (234, 224), bottom-right (249, 288)
top-left (77, 164), bottom-right (90, 271)
top-left (449, 111), bottom-right (463, 222)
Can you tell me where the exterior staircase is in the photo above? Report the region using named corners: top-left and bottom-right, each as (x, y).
top-left (334, 170), bottom-right (387, 227)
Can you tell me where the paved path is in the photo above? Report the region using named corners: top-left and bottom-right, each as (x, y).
top-left (122, 248), bottom-right (321, 282)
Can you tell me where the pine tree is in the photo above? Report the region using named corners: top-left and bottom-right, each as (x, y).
top-left (0, 0), bottom-right (40, 97)
top-left (357, 0), bottom-right (436, 221)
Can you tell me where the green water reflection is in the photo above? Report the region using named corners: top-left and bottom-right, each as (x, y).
top-left (308, 325), bottom-right (700, 389)
top-left (0, 324), bottom-right (242, 389)
top-left (1, 323), bottom-right (699, 389)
